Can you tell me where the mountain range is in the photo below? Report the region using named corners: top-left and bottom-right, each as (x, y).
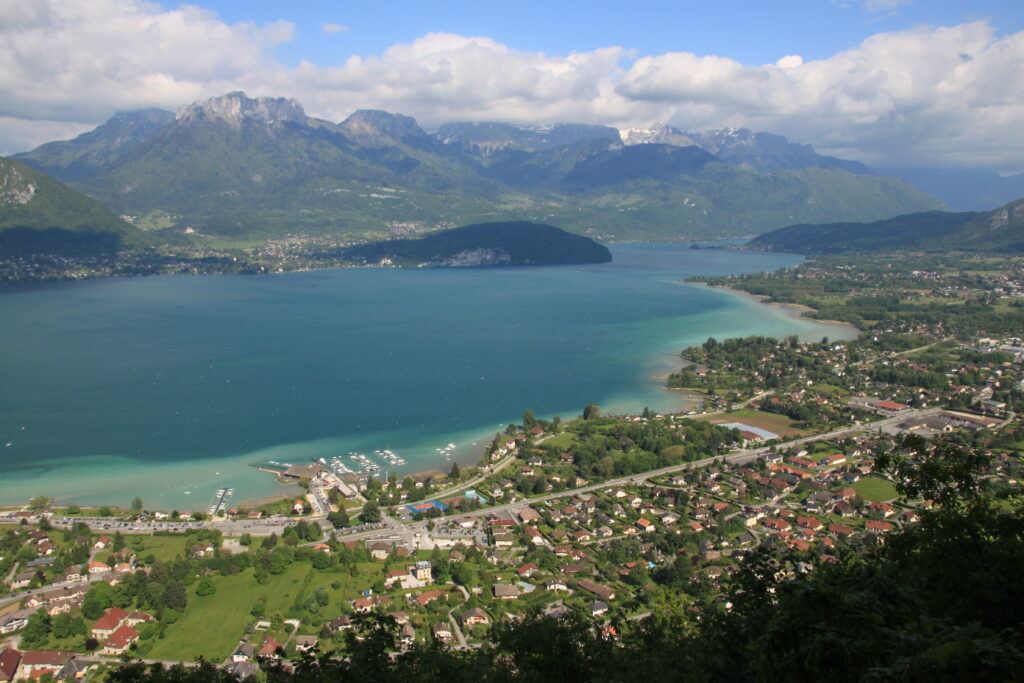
top-left (8, 91), bottom-right (945, 246)
top-left (748, 198), bottom-right (1024, 254)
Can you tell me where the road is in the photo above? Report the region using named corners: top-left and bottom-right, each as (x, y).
top-left (446, 584), bottom-right (471, 649)
top-left (35, 409), bottom-right (937, 545)
top-left (420, 433), bottom-right (555, 504)
top-left (333, 409), bottom-right (938, 543)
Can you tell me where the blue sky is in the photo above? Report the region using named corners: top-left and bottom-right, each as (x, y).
top-left (2, 0), bottom-right (1024, 170)
top-left (204, 0), bottom-right (1024, 66)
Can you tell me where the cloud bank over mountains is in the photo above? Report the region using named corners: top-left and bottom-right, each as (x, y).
top-left (2, 0), bottom-right (1023, 172)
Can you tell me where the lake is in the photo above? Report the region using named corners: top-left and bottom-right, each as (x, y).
top-left (0, 244), bottom-right (855, 510)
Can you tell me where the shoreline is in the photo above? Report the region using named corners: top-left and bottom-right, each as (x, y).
top-left (701, 283), bottom-right (862, 337)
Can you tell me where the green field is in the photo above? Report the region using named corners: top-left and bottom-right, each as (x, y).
top-left (706, 408), bottom-right (809, 438)
top-left (541, 433), bottom-right (577, 450)
top-left (127, 536), bottom-right (189, 564)
top-left (146, 561), bottom-right (385, 661)
top-left (853, 477), bottom-right (899, 502)
top-left (809, 383), bottom-right (851, 397)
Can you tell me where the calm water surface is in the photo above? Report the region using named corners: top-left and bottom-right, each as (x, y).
top-left (0, 244), bottom-right (854, 509)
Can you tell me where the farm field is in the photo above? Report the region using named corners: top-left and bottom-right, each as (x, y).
top-left (703, 408), bottom-right (810, 438)
top-left (145, 561), bottom-right (396, 661)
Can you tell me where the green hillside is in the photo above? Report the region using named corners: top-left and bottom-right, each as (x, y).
top-left (338, 221), bottom-right (612, 266)
top-left (0, 157), bottom-right (152, 256)
top-left (749, 197), bottom-right (1024, 253)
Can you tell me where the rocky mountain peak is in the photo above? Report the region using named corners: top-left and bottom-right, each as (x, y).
top-left (339, 109), bottom-right (428, 144)
top-left (0, 160), bottom-right (37, 206)
top-left (176, 91), bottom-right (307, 127)
top-left (619, 124), bottom-right (698, 147)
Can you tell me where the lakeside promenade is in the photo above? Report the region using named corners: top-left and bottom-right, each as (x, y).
top-left (19, 408), bottom-right (939, 544)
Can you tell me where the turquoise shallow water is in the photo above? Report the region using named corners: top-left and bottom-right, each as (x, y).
top-left (0, 244), bottom-right (855, 510)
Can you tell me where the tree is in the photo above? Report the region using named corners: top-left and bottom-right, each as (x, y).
top-left (28, 496), bottom-right (50, 512)
top-left (328, 509), bottom-right (350, 529)
top-left (82, 583), bottom-right (112, 620)
top-left (195, 576), bottom-right (216, 597)
top-left (449, 462), bottom-right (461, 479)
top-left (21, 609), bottom-right (51, 647)
top-left (98, 507), bottom-right (111, 517)
top-left (52, 612), bottom-right (75, 640)
top-left (360, 500), bottom-right (382, 524)
top-left (268, 546), bottom-right (294, 574)
top-left (582, 403), bottom-right (601, 420)
top-left (162, 580), bottom-right (187, 611)
top-left (131, 496), bottom-right (143, 512)
top-left (450, 563), bottom-right (475, 586)
top-left (522, 409), bottom-right (537, 429)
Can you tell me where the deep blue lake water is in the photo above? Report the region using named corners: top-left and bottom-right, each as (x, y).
top-left (0, 244), bottom-right (855, 509)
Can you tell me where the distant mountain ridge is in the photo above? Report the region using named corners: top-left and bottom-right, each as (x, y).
top-left (876, 167), bottom-right (1024, 212)
top-left (11, 91), bottom-right (944, 245)
top-left (748, 198), bottom-right (1024, 254)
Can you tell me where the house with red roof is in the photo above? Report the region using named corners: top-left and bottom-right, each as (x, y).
top-left (100, 625), bottom-right (140, 655)
top-left (258, 636), bottom-right (284, 659)
top-left (15, 651), bottom-right (74, 680)
top-left (517, 563), bottom-right (538, 578)
top-left (412, 590), bottom-right (444, 607)
top-left (91, 607), bottom-right (128, 640)
top-left (0, 647), bottom-right (20, 683)
top-left (87, 561), bottom-right (111, 576)
top-left (796, 517), bottom-right (824, 531)
top-left (762, 518), bottom-right (792, 532)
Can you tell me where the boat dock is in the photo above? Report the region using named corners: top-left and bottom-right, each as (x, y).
top-left (208, 487), bottom-right (234, 516)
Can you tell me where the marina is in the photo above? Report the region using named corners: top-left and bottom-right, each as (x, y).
top-left (255, 447), bottom-right (418, 485)
top-left (332, 448), bottom-right (407, 478)
top-left (207, 487), bottom-right (234, 516)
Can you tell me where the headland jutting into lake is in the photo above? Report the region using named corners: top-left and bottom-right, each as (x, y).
top-left (0, 244), bottom-right (856, 511)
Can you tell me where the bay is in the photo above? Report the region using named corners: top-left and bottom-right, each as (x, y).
top-left (0, 244), bottom-right (855, 510)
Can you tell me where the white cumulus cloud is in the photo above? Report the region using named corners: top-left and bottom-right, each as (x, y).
top-left (1, 1), bottom-right (1022, 173)
top-left (616, 22), bottom-right (1024, 170)
top-left (863, 0), bottom-right (912, 12)
top-left (0, 0), bottom-right (292, 143)
top-left (320, 23), bottom-right (350, 34)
